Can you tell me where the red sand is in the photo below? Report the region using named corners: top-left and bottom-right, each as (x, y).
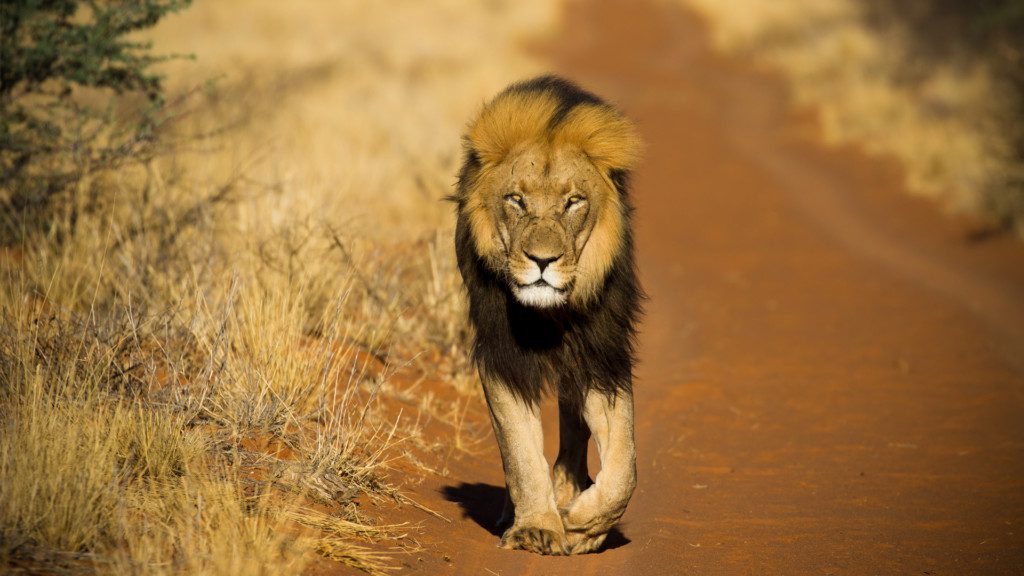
top-left (373, 2), bottom-right (1024, 574)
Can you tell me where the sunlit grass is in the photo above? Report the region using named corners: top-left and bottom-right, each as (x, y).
top-left (0, 0), bottom-right (556, 572)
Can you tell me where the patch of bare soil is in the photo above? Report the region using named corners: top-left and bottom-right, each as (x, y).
top-left (375, 1), bottom-right (1024, 574)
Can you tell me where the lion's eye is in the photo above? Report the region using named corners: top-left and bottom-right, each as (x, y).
top-left (505, 193), bottom-right (526, 210)
top-left (565, 195), bottom-right (586, 210)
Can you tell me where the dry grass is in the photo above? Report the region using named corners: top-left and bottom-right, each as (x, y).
top-left (683, 0), bottom-right (1024, 236)
top-left (144, 0), bottom-right (562, 377)
top-left (0, 263), bottom-right (402, 575)
top-left (0, 0), bottom-right (557, 572)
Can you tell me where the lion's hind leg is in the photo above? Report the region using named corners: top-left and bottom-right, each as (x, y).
top-left (553, 396), bottom-right (592, 510)
top-left (482, 375), bottom-right (568, 555)
top-left (495, 486), bottom-right (514, 532)
top-left (561, 389), bottom-right (637, 554)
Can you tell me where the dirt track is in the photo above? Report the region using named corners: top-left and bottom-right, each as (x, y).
top-left (391, 1), bottom-right (1024, 574)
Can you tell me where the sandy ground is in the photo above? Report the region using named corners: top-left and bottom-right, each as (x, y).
top-left (380, 1), bottom-right (1024, 574)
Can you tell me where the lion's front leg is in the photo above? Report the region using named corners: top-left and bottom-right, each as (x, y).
top-left (561, 388), bottom-right (636, 554)
top-left (481, 375), bottom-right (567, 555)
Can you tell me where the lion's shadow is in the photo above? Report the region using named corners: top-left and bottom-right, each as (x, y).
top-left (440, 482), bottom-right (630, 551)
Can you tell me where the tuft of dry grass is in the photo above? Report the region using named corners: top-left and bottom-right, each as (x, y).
top-left (683, 0), bottom-right (1024, 236)
top-left (1, 0), bottom-right (557, 572)
top-left (103, 475), bottom-right (310, 576)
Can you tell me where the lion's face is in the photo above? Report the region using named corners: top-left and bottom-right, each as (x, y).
top-left (456, 84), bottom-right (640, 309)
top-left (469, 145), bottom-right (625, 309)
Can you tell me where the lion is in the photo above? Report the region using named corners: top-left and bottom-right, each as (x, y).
top-left (450, 75), bottom-right (643, 555)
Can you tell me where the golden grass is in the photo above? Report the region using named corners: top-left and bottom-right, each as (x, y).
top-left (1, 0), bottom-right (557, 572)
top-left (683, 0), bottom-right (1024, 236)
top-left (0, 262), bottom-right (396, 574)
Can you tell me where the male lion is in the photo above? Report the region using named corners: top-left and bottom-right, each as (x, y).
top-left (451, 76), bottom-right (643, 555)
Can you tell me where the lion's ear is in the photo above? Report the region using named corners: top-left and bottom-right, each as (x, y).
top-left (466, 91), bottom-right (559, 166)
top-left (553, 104), bottom-right (643, 173)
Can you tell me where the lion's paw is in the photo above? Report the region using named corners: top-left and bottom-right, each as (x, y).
top-left (565, 530), bottom-right (608, 555)
top-left (499, 525), bottom-right (568, 556)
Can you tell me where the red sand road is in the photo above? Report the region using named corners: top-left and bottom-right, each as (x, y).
top-left (384, 1), bottom-right (1024, 574)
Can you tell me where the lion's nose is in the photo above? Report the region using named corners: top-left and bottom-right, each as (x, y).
top-left (524, 251), bottom-right (562, 273)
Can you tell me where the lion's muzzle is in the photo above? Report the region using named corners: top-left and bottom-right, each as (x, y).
top-left (510, 220), bottom-right (574, 308)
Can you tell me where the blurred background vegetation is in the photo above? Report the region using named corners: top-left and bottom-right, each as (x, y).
top-left (0, 0), bottom-right (191, 242)
top-left (863, 0), bottom-right (1024, 233)
top-left (686, 0), bottom-right (1024, 236)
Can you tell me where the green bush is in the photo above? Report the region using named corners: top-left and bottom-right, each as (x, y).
top-left (0, 0), bottom-right (191, 242)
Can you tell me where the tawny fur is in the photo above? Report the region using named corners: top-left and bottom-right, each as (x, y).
top-left (452, 75), bottom-right (643, 556)
top-left (460, 80), bottom-right (641, 306)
